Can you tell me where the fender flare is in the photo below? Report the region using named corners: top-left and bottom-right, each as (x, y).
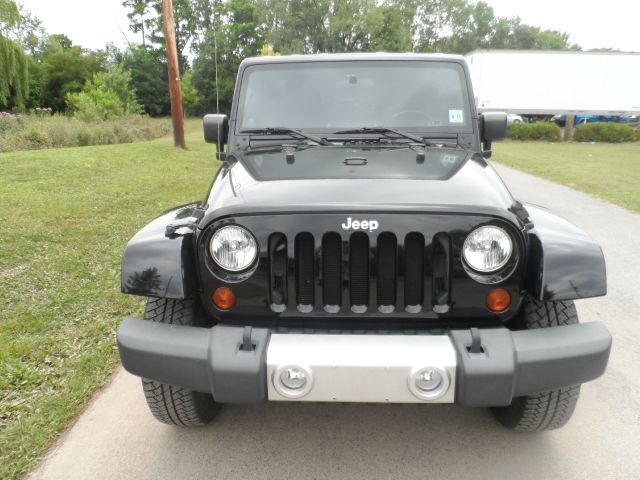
top-left (121, 203), bottom-right (203, 299)
top-left (524, 203), bottom-right (606, 301)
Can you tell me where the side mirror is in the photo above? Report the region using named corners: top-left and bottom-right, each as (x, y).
top-left (203, 114), bottom-right (229, 160)
top-left (480, 112), bottom-right (507, 159)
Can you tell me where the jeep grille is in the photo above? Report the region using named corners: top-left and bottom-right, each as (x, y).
top-left (267, 231), bottom-right (452, 314)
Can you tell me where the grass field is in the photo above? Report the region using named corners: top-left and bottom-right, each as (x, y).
top-left (493, 140), bottom-right (640, 213)
top-left (0, 119), bottom-right (219, 479)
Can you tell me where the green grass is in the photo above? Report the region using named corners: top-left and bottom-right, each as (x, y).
top-left (0, 119), bottom-right (219, 479)
top-left (493, 141), bottom-right (640, 212)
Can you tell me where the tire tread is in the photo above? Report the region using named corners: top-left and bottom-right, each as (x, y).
top-left (140, 298), bottom-right (219, 427)
top-left (492, 298), bottom-right (581, 432)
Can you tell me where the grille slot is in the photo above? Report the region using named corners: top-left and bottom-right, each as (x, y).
top-left (268, 233), bottom-right (288, 309)
top-left (404, 233), bottom-right (424, 309)
top-left (349, 233), bottom-right (370, 310)
top-left (432, 233), bottom-right (452, 311)
top-left (322, 233), bottom-right (342, 308)
top-left (376, 233), bottom-right (397, 310)
top-left (295, 233), bottom-right (315, 310)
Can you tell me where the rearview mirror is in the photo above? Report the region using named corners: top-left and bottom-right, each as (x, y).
top-left (203, 114), bottom-right (229, 160)
top-left (480, 112), bottom-right (507, 159)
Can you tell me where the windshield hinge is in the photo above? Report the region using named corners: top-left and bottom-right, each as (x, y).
top-left (234, 134), bottom-right (250, 151)
top-left (457, 133), bottom-right (474, 150)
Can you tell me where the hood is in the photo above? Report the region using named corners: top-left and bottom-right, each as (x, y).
top-left (202, 147), bottom-right (518, 226)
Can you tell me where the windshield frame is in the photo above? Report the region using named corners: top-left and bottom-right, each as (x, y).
top-left (233, 59), bottom-right (476, 138)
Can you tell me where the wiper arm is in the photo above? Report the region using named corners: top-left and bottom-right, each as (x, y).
top-left (334, 127), bottom-right (432, 146)
top-left (240, 127), bottom-right (331, 146)
top-left (246, 142), bottom-right (313, 154)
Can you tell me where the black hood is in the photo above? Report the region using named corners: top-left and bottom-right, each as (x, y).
top-left (201, 147), bottom-right (518, 226)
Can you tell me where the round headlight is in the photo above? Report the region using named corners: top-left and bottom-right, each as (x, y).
top-left (463, 226), bottom-right (512, 273)
top-left (209, 226), bottom-right (258, 272)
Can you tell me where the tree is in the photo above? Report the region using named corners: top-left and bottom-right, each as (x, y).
top-left (39, 35), bottom-right (105, 112)
top-left (192, 0), bottom-right (265, 114)
top-left (325, 0), bottom-right (381, 52)
top-left (66, 64), bottom-right (141, 121)
top-left (508, 21), bottom-right (577, 50)
top-left (11, 2), bottom-right (47, 56)
top-left (259, 0), bottom-right (387, 54)
top-left (0, 32), bottom-right (28, 108)
top-left (0, 0), bottom-right (28, 109)
top-left (259, 0), bottom-right (328, 53)
top-left (122, 46), bottom-right (170, 116)
top-left (122, 0), bottom-right (197, 72)
top-left (180, 69), bottom-right (201, 116)
top-left (411, 0), bottom-right (576, 53)
top-left (368, 3), bottom-right (413, 52)
top-left (122, 0), bottom-right (150, 47)
top-left (0, 0), bottom-right (19, 34)
top-left (258, 0), bottom-right (578, 55)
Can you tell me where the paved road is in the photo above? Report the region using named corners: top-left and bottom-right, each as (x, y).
top-left (29, 165), bottom-right (640, 480)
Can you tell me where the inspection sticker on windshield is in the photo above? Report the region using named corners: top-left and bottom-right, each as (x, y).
top-left (449, 110), bottom-right (464, 123)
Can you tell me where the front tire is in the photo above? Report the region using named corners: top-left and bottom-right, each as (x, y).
top-left (140, 297), bottom-right (220, 426)
top-left (492, 299), bottom-right (581, 432)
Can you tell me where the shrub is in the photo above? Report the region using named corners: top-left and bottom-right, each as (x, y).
top-left (0, 114), bottom-right (170, 152)
top-left (20, 127), bottom-right (48, 146)
top-left (67, 90), bottom-right (125, 122)
top-left (66, 65), bottom-right (141, 121)
top-left (76, 127), bottom-right (93, 146)
top-left (0, 116), bottom-right (19, 134)
top-left (506, 122), bottom-right (561, 141)
top-left (574, 122), bottom-right (638, 143)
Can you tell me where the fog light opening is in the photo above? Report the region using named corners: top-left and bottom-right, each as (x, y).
top-left (273, 365), bottom-right (313, 399)
top-left (415, 368), bottom-right (443, 393)
top-left (408, 367), bottom-right (450, 401)
top-left (279, 367), bottom-right (308, 390)
top-left (212, 287), bottom-right (236, 310)
top-left (486, 288), bottom-right (511, 312)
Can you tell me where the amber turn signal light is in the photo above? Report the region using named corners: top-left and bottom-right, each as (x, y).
top-left (212, 287), bottom-right (236, 310)
top-left (486, 288), bottom-right (511, 312)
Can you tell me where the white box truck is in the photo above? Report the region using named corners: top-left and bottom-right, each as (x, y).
top-left (465, 50), bottom-right (640, 115)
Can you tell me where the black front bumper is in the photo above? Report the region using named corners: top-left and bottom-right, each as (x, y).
top-left (117, 318), bottom-right (611, 407)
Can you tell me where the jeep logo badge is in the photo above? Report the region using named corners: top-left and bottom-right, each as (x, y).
top-left (341, 217), bottom-right (379, 232)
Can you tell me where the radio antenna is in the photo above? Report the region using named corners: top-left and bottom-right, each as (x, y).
top-left (212, 0), bottom-right (220, 113)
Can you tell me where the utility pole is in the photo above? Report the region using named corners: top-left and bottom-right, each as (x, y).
top-left (563, 114), bottom-right (576, 142)
top-left (162, 0), bottom-right (186, 149)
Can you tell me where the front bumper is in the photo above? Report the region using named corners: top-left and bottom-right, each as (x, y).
top-left (117, 318), bottom-right (611, 407)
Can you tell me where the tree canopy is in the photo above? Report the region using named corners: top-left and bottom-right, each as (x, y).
top-left (0, 0), bottom-right (28, 108)
top-left (257, 0), bottom-right (577, 54)
top-left (3, 0), bottom-right (586, 116)
top-left (39, 35), bottom-right (105, 112)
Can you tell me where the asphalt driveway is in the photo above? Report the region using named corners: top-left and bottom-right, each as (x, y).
top-left (28, 164), bottom-right (640, 480)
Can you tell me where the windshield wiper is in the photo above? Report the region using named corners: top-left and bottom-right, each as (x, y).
top-left (240, 127), bottom-right (331, 146)
top-left (333, 127), bottom-right (433, 146)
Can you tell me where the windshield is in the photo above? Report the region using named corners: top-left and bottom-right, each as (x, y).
top-left (236, 60), bottom-right (472, 133)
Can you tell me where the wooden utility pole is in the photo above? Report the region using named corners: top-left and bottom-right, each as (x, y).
top-left (563, 114), bottom-right (576, 142)
top-left (162, 0), bottom-right (186, 149)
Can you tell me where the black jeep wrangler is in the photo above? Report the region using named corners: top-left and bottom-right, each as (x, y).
top-left (117, 53), bottom-right (611, 431)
